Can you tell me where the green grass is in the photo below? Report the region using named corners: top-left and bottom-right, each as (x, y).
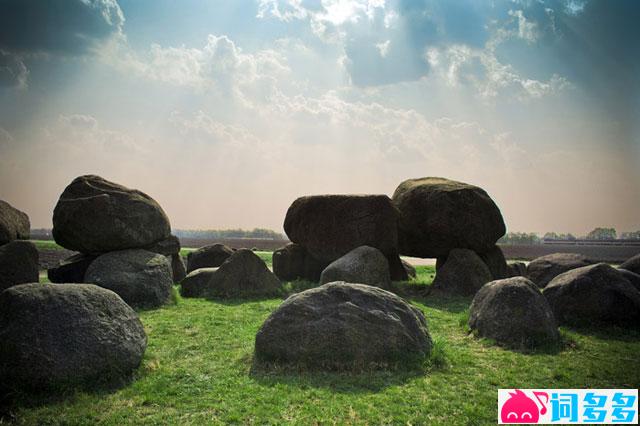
top-left (7, 252), bottom-right (638, 424)
top-left (30, 240), bottom-right (65, 251)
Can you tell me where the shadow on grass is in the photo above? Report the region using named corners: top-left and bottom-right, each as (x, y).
top-left (407, 289), bottom-right (472, 314)
top-left (247, 338), bottom-right (449, 394)
top-left (248, 356), bottom-right (431, 394)
top-left (0, 374), bottom-right (137, 422)
top-left (560, 324), bottom-right (640, 342)
top-left (456, 310), bottom-right (577, 356)
top-left (174, 279), bottom-right (321, 307)
top-left (249, 366), bottom-right (425, 394)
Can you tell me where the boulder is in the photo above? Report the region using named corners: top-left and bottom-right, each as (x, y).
top-left (469, 277), bottom-right (560, 348)
top-left (179, 267), bottom-right (217, 298)
top-left (0, 200), bottom-right (30, 245)
top-left (387, 255), bottom-right (409, 281)
top-left (170, 253), bottom-right (187, 282)
top-left (527, 253), bottom-right (594, 288)
top-left (320, 246), bottom-right (391, 289)
top-left (47, 253), bottom-right (97, 283)
top-left (432, 249), bottom-right (492, 296)
top-left (272, 243), bottom-right (326, 282)
top-left (254, 282), bottom-right (432, 369)
top-left (0, 283), bottom-right (146, 390)
top-left (402, 259), bottom-right (417, 279)
top-left (478, 245), bottom-right (509, 280)
top-left (85, 249), bottom-right (173, 309)
top-left (180, 249), bottom-right (280, 298)
top-left (507, 262), bottom-right (527, 278)
top-left (52, 175), bottom-right (171, 253)
top-left (620, 254), bottom-right (640, 275)
top-left (283, 195), bottom-right (400, 263)
top-left (392, 177), bottom-right (505, 258)
top-left (0, 241), bottom-right (39, 292)
top-left (255, 282), bottom-right (432, 369)
top-left (543, 263), bottom-right (640, 327)
top-left (186, 243), bottom-right (234, 273)
top-left (618, 268), bottom-right (640, 292)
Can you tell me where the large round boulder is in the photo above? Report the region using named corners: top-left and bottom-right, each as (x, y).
top-left (392, 177), bottom-right (505, 258)
top-left (320, 246), bottom-right (391, 289)
top-left (47, 253), bottom-right (97, 283)
top-left (469, 277), bottom-right (560, 348)
top-left (180, 249), bottom-right (280, 298)
top-left (283, 195), bottom-right (400, 263)
top-left (527, 253), bottom-right (594, 288)
top-left (432, 248), bottom-right (492, 296)
top-left (186, 243), bottom-right (234, 273)
top-left (255, 282), bottom-right (432, 369)
top-left (85, 249), bottom-right (173, 309)
top-left (52, 175), bottom-right (171, 253)
top-left (0, 283), bottom-right (146, 391)
top-left (272, 243), bottom-right (326, 282)
top-left (0, 241), bottom-right (39, 292)
top-left (0, 200), bottom-right (30, 245)
top-left (179, 267), bottom-right (218, 298)
top-left (543, 263), bottom-right (640, 327)
top-left (620, 254), bottom-right (640, 275)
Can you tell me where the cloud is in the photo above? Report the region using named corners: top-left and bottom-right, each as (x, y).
top-left (0, 0), bottom-right (124, 55)
top-left (45, 114), bottom-right (142, 156)
top-left (375, 40), bottom-right (390, 57)
top-left (258, 0), bottom-right (385, 40)
top-left (103, 34), bottom-right (291, 107)
top-left (508, 10), bottom-right (539, 43)
top-left (0, 51), bottom-right (28, 88)
top-left (425, 42), bottom-right (571, 101)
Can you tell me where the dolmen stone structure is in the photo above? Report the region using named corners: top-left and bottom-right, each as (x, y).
top-left (0, 200), bottom-right (38, 292)
top-left (0, 283), bottom-right (147, 391)
top-left (394, 177), bottom-right (509, 295)
top-left (543, 263), bottom-right (640, 327)
top-left (273, 177), bottom-right (514, 295)
top-left (48, 175), bottom-right (181, 307)
top-left (469, 277), bottom-right (560, 348)
top-left (254, 282), bottom-right (432, 369)
top-left (277, 194), bottom-right (409, 282)
top-left (181, 248), bottom-right (280, 299)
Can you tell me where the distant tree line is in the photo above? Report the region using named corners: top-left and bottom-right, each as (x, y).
top-left (499, 228), bottom-right (640, 244)
top-left (174, 228), bottom-right (286, 240)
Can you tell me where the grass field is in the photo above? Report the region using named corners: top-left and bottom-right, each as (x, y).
top-left (4, 250), bottom-right (638, 425)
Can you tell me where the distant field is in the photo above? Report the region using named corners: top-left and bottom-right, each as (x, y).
top-left (500, 243), bottom-right (639, 263)
top-left (34, 239), bottom-right (638, 268)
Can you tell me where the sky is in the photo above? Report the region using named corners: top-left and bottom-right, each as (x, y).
top-left (0, 0), bottom-right (638, 236)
